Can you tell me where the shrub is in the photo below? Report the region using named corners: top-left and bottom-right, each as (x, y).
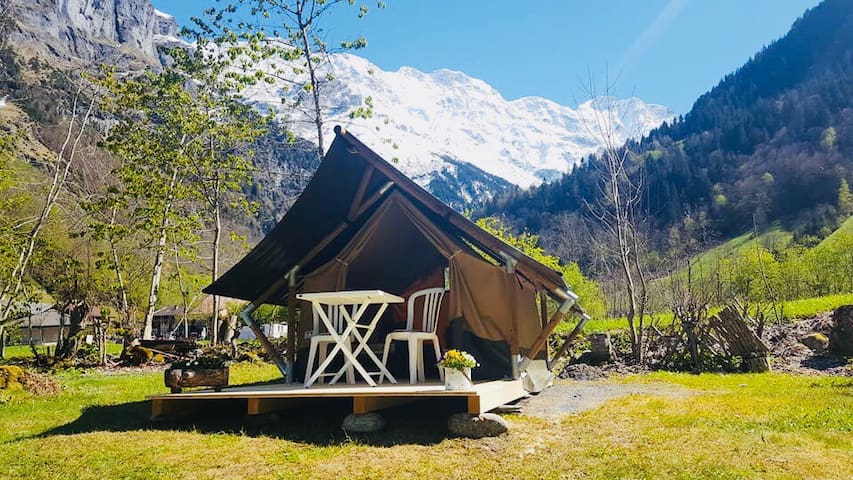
top-left (0, 365), bottom-right (25, 390)
top-left (0, 365), bottom-right (60, 395)
top-left (170, 355), bottom-right (229, 370)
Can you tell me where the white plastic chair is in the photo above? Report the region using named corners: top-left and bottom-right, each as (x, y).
top-left (379, 287), bottom-right (446, 384)
top-left (304, 303), bottom-right (356, 384)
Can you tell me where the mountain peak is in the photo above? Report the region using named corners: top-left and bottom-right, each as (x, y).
top-left (252, 53), bottom-right (675, 197)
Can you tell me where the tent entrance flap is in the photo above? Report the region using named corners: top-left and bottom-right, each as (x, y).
top-left (297, 191), bottom-right (543, 380)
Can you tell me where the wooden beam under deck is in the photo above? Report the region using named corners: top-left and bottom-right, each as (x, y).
top-left (148, 379), bottom-right (528, 419)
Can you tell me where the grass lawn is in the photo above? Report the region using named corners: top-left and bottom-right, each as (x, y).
top-left (2, 342), bottom-right (125, 360)
top-left (577, 292), bottom-right (853, 333)
top-left (0, 364), bottom-right (851, 479)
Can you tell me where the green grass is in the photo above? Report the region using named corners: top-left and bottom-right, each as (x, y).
top-left (582, 292), bottom-right (853, 334)
top-left (814, 215), bottom-right (853, 251)
top-left (781, 293), bottom-right (853, 319)
top-left (2, 342), bottom-right (124, 360)
top-left (0, 366), bottom-right (851, 479)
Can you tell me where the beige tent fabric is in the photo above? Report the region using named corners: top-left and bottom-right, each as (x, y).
top-left (447, 253), bottom-right (541, 350)
top-left (297, 259), bottom-right (347, 347)
top-left (299, 190), bottom-right (544, 352)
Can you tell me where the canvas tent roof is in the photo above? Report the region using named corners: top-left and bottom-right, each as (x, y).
top-left (205, 126), bottom-right (569, 303)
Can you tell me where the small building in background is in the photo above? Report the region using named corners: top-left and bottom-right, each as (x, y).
top-left (11, 303), bottom-right (113, 345)
top-left (238, 322), bottom-right (287, 341)
top-left (152, 295), bottom-right (240, 340)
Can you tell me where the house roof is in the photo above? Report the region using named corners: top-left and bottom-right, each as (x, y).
top-left (10, 303), bottom-right (114, 327)
top-left (11, 305), bottom-right (65, 328)
top-left (204, 126), bottom-right (568, 303)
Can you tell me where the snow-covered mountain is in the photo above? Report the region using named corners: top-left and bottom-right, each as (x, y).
top-left (7, 0), bottom-right (674, 208)
top-left (243, 53), bottom-right (675, 204)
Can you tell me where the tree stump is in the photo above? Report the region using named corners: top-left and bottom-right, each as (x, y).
top-left (588, 333), bottom-right (615, 363)
top-left (829, 305), bottom-right (853, 357)
top-left (164, 368), bottom-right (229, 393)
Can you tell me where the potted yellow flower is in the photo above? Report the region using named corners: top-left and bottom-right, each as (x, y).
top-left (437, 349), bottom-right (478, 390)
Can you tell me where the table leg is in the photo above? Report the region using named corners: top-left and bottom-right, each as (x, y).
top-left (330, 303), bottom-right (398, 385)
top-left (304, 304), bottom-right (345, 387)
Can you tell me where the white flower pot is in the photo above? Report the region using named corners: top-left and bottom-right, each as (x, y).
top-left (444, 367), bottom-right (473, 390)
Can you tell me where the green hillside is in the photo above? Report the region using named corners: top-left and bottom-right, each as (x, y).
top-left (675, 225), bottom-right (794, 281)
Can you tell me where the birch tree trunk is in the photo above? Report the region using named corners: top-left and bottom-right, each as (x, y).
top-left (142, 168), bottom-right (180, 339)
top-left (108, 205), bottom-right (132, 330)
top-left (296, 3), bottom-right (325, 157)
top-left (211, 186), bottom-right (221, 344)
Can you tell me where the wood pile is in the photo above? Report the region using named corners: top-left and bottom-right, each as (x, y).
top-left (709, 305), bottom-right (771, 373)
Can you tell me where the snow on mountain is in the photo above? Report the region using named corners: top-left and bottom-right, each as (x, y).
top-left (242, 53), bottom-right (675, 204)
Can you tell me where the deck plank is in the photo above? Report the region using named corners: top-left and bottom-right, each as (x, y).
top-left (148, 379), bottom-right (528, 417)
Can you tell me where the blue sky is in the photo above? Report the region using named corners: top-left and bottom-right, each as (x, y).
top-left (152, 0), bottom-right (820, 113)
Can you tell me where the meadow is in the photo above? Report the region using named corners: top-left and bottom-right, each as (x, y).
top-left (0, 363), bottom-right (850, 479)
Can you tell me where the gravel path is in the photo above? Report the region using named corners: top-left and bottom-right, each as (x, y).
top-left (519, 381), bottom-right (694, 418)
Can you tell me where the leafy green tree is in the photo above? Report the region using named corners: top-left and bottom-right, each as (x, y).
top-left (0, 82), bottom-right (96, 352)
top-left (838, 178), bottom-right (853, 218)
top-left (97, 68), bottom-right (206, 339)
top-left (169, 46), bottom-right (268, 343)
top-left (190, 0), bottom-right (385, 158)
top-left (475, 217), bottom-right (606, 319)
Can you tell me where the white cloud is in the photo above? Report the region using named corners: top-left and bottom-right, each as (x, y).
top-left (618, 0), bottom-right (689, 72)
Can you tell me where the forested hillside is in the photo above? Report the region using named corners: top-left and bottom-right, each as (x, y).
top-left (489, 0), bottom-right (853, 260)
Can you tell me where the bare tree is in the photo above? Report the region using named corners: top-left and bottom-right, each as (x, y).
top-left (663, 260), bottom-right (713, 373)
top-left (578, 79), bottom-right (650, 363)
top-left (0, 80), bottom-right (96, 344)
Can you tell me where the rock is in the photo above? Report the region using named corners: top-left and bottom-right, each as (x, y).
top-left (9, 0), bottom-right (183, 66)
top-left (829, 305), bottom-right (853, 357)
top-left (342, 413), bottom-right (386, 433)
top-left (800, 332), bottom-right (829, 352)
top-left (447, 413), bottom-right (508, 438)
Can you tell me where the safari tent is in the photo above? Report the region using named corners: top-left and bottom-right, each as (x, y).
top-left (204, 126), bottom-right (587, 383)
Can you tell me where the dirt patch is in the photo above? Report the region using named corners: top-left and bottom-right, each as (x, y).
top-left (558, 362), bottom-right (648, 380)
top-left (520, 381), bottom-right (693, 418)
top-left (766, 313), bottom-right (853, 376)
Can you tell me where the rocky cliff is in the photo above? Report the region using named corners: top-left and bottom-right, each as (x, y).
top-left (9, 0), bottom-right (180, 65)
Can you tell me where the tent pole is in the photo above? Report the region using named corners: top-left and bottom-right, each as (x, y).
top-left (285, 266), bottom-right (300, 383)
top-left (519, 289), bottom-right (578, 372)
top-left (550, 312), bottom-right (590, 364)
top-left (238, 303), bottom-right (288, 377)
top-left (500, 252), bottom-right (521, 379)
top-left (236, 267), bottom-right (299, 379)
top-left (539, 290), bottom-right (550, 366)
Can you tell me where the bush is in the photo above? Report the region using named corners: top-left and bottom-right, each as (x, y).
top-left (0, 365), bottom-right (25, 390)
top-left (76, 343), bottom-right (99, 362)
top-left (0, 365), bottom-right (60, 395)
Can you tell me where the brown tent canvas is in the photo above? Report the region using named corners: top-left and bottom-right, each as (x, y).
top-left (205, 126), bottom-right (584, 380)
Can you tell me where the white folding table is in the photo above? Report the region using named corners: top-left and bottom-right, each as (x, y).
top-left (297, 290), bottom-right (403, 388)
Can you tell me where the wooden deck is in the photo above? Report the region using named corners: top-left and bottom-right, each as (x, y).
top-left (148, 380), bottom-right (527, 419)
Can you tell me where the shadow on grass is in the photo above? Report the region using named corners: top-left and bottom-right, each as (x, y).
top-left (24, 381), bottom-right (461, 447)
